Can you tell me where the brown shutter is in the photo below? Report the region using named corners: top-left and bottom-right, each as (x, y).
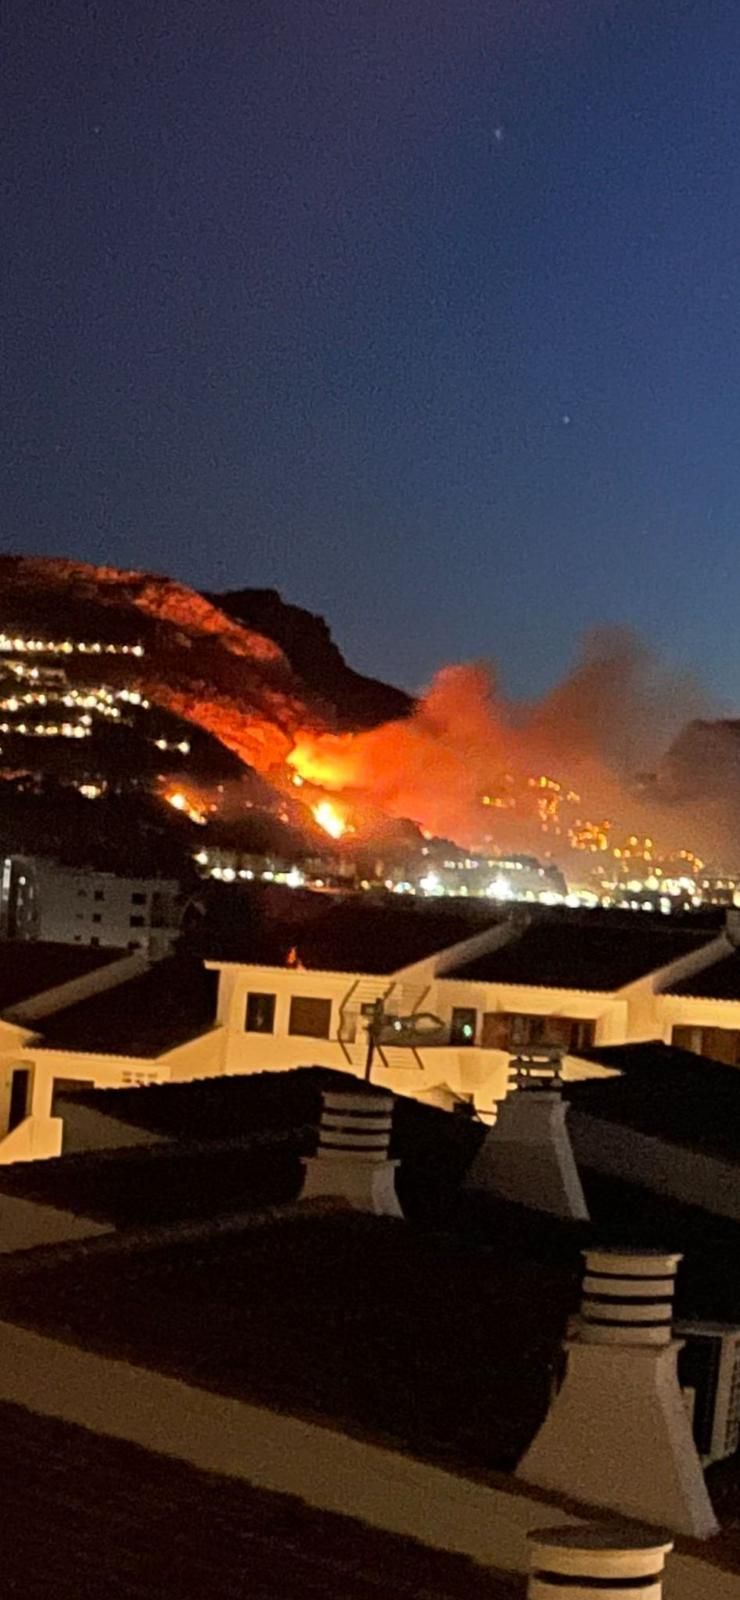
top-left (288, 996), bottom-right (332, 1038)
top-left (482, 1012), bottom-right (511, 1049)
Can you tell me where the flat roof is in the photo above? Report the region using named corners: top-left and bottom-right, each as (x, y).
top-left (665, 949), bottom-right (740, 1000)
top-left (0, 940), bottom-right (128, 1012)
top-left (203, 897), bottom-right (500, 975)
top-left (447, 919), bottom-right (715, 991)
top-left (36, 956), bottom-right (218, 1055)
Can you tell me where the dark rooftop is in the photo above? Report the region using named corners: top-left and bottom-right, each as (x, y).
top-left (447, 914), bottom-right (716, 991)
top-left (0, 939), bottom-right (129, 1014)
top-left (1, 1075), bottom-right (739, 1575)
top-left (0, 1209), bottom-right (578, 1475)
top-left (54, 1067), bottom-right (323, 1142)
top-left (36, 955), bottom-right (218, 1055)
top-left (566, 1040), bottom-right (740, 1163)
top-left (0, 1401), bottom-right (517, 1599)
top-left (665, 948), bottom-right (740, 999)
top-left (206, 895), bottom-right (501, 975)
top-left (0, 1067), bottom-right (479, 1227)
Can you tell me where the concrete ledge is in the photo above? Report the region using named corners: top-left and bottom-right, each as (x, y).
top-left (0, 1320), bottom-right (732, 1597)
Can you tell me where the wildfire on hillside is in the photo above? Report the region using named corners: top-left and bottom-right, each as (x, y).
top-left (284, 633), bottom-right (739, 880)
top-left (163, 786), bottom-right (209, 826)
top-left (312, 799), bottom-right (350, 840)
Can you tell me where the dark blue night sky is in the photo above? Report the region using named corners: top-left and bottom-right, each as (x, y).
top-left (3, 1), bottom-right (740, 700)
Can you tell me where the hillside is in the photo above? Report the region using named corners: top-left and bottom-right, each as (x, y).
top-left (0, 555), bottom-right (416, 872)
top-left (212, 588), bottom-right (412, 730)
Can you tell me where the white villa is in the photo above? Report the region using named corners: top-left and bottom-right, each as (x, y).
top-left (3, 902), bottom-right (740, 1163)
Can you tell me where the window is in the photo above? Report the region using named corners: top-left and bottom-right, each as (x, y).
top-left (245, 992), bottom-right (276, 1033)
top-left (673, 1025), bottom-right (740, 1065)
top-left (289, 995), bottom-right (332, 1038)
top-left (131, 892), bottom-right (146, 905)
top-left (129, 914), bottom-right (145, 928)
top-left (94, 889), bottom-right (104, 902)
top-left (481, 1013), bottom-right (595, 1052)
top-left (91, 936), bottom-right (100, 947)
top-left (450, 1007), bottom-right (477, 1046)
top-left (92, 913), bottom-right (102, 924)
top-left (77, 888), bottom-right (87, 899)
top-left (8, 1069), bottom-right (29, 1132)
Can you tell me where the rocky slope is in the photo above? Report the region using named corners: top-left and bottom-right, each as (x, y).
top-left (0, 556), bottom-right (408, 776)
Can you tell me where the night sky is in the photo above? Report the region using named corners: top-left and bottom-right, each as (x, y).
top-left (4, 2), bottom-right (740, 700)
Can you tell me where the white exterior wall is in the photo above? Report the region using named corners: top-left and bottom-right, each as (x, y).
top-left (657, 991), bottom-right (740, 1048)
top-left (211, 964), bottom-right (625, 1115)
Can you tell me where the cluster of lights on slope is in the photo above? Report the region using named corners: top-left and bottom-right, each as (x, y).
top-left (0, 675), bottom-right (193, 753)
top-left (0, 720), bottom-right (91, 739)
top-left (0, 634), bottom-right (144, 657)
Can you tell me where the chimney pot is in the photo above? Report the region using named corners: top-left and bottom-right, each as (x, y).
top-left (527, 1523), bottom-right (673, 1598)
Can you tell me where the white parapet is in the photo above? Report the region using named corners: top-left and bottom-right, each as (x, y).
top-left (518, 1248), bottom-right (719, 1539)
top-left (465, 1062), bottom-right (588, 1221)
top-left (301, 1090), bottom-right (402, 1217)
top-left (527, 1523), bottom-right (674, 1598)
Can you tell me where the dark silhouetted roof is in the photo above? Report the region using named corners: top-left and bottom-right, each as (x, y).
top-left (447, 916), bottom-right (716, 991)
top-left (36, 957), bottom-right (218, 1055)
top-left (207, 896), bottom-right (501, 975)
top-left (0, 940), bottom-right (129, 1013)
top-left (666, 949), bottom-right (740, 999)
top-left (0, 1208), bottom-right (578, 1475)
top-left (566, 1040), bottom-right (740, 1162)
top-left (0, 1402), bottom-right (516, 1599)
top-left (0, 1135), bottom-right (305, 1228)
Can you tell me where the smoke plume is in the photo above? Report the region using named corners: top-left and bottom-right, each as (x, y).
top-left (288, 629), bottom-right (736, 867)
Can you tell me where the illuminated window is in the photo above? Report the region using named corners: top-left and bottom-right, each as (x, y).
top-left (450, 1007), bottom-right (477, 1046)
top-left (245, 992), bottom-right (276, 1033)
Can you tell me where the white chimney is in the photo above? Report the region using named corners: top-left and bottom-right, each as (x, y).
top-left (465, 1052), bottom-right (589, 1221)
top-left (527, 1523), bottom-right (674, 1598)
top-left (301, 1090), bottom-right (402, 1217)
top-left (518, 1248), bottom-right (719, 1538)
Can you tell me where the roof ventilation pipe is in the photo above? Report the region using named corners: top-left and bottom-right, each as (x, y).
top-left (518, 1248), bottom-right (719, 1538)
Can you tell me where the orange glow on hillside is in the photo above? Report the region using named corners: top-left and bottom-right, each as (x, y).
top-left (164, 788), bottom-right (208, 825)
top-left (312, 799), bottom-right (347, 840)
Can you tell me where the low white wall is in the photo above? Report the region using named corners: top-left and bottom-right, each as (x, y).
top-left (58, 1103), bottom-right (168, 1155)
top-left (0, 1116), bottom-right (63, 1163)
top-left (0, 1321), bottom-right (729, 1598)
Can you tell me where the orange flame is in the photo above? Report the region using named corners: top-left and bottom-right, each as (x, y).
top-left (164, 788), bottom-right (208, 826)
top-left (312, 799), bottom-right (347, 840)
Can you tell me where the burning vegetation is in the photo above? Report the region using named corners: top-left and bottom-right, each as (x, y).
top-left (285, 631), bottom-right (738, 886)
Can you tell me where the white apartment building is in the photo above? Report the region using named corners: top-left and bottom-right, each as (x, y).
top-left (1, 855), bottom-right (181, 959)
top-left (206, 906), bottom-right (734, 1116)
top-left (2, 902), bottom-right (740, 1167)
